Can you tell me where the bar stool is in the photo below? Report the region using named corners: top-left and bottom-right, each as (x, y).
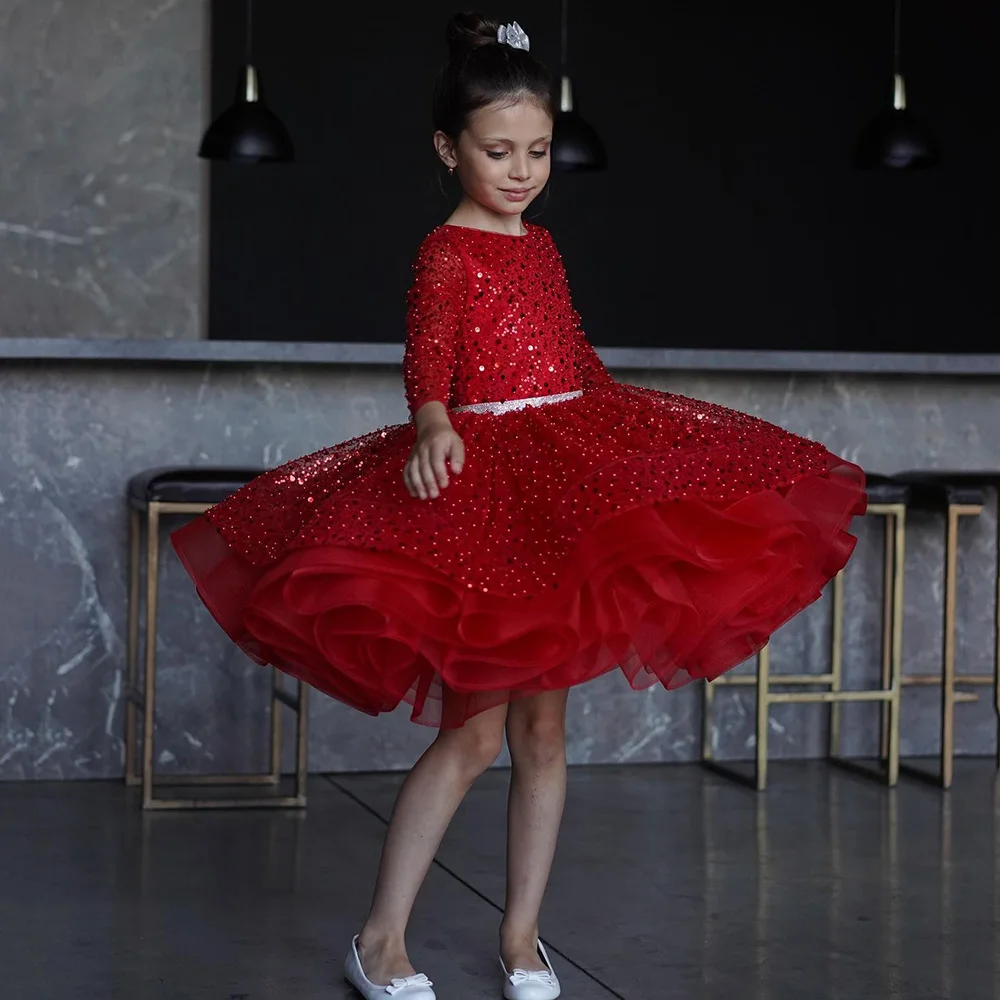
top-left (893, 471), bottom-right (998, 788)
top-left (701, 473), bottom-right (909, 790)
top-left (125, 466), bottom-right (310, 810)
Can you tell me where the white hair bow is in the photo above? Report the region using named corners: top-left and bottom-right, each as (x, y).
top-left (497, 21), bottom-right (530, 52)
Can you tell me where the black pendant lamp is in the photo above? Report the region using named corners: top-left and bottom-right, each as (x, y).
top-left (854, 0), bottom-right (938, 169)
top-left (199, 0), bottom-right (294, 164)
top-left (552, 0), bottom-right (607, 172)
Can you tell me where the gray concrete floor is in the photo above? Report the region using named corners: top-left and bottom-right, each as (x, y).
top-left (2, 761), bottom-right (999, 1000)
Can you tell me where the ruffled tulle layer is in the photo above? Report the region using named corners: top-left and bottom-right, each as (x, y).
top-left (172, 385), bottom-right (865, 728)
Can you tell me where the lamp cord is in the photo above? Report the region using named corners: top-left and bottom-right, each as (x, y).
top-left (560, 0), bottom-right (569, 73)
top-left (893, 0), bottom-right (901, 77)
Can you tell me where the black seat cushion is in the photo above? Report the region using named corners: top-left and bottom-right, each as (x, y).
top-left (128, 466), bottom-right (265, 508)
top-left (893, 471), bottom-right (989, 510)
top-left (864, 472), bottom-right (911, 506)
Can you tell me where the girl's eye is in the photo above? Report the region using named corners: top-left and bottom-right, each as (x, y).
top-left (486, 149), bottom-right (550, 160)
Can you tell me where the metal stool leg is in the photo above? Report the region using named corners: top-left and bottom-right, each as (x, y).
top-left (125, 508), bottom-right (142, 787)
top-left (885, 510), bottom-right (905, 787)
top-left (755, 643), bottom-right (771, 791)
top-left (141, 502), bottom-right (162, 810)
top-left (123, 483), bottom-right (311, 810)
top-left (877, 509), bottom-right (905, 785)
top-left (266, 672), bottom-right (308, 806)
top-left (829, 571), bottom-right (845, 759)
top-left (824, 503), bottom-right (904, 787)
top-left (295, 682), bottom-right (309, 803)
top-left (699, 651), bottom-right (768, 789)
top-left (941, 506), bottom-right (961, 789)
top-left (702, 507), bottom-right (903, 789)
top-left (701, 677), bottom-right (716, 763)
top-left (899, 503), bottom-right (981, 788)
top-left (879, 515), bottom-right (895, 764)
top-left (269, 667), bottom-right (284, 785)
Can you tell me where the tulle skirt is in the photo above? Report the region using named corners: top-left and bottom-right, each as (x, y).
top-left (172, 383), bottom-right (866, 727)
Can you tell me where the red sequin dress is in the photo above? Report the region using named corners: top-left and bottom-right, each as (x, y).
top-left (172, 223), bottom-right (866, 727)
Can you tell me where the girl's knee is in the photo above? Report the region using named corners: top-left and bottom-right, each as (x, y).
top-left (507, 708), bottom-right (567, 769)
top-left (436, 712), bottom-right (505, 777)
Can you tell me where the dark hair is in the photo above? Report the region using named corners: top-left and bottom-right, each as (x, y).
top-left (433, 11), bottom-right (555, 137)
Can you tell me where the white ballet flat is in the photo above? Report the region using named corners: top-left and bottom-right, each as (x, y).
top-left (500, 940), bottom-right (561, 1000)
top-left (344, 935), bottom-right (436, 999)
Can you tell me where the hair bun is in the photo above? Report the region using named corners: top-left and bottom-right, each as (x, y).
top-left (445, 11), bottom-right (501, 61)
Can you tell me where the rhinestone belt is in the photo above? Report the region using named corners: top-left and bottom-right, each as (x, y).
top-left (452, 389), bottom-right (583, 415)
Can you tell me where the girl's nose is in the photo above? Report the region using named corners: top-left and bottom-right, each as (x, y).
top-left (508, 155), bottom-right (531, 181)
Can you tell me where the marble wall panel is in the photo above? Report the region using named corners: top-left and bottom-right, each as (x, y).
top-left (1, 364), bottom-right (997, 779)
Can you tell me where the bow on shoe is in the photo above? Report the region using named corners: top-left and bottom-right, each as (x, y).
top-left (386, 973), bottom-right (433, 995)
top-left (509, 969), bottom-right (557, 986)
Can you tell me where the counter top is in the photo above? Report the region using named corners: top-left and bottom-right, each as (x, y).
top-left (2, 338), bottom-right (999, 375)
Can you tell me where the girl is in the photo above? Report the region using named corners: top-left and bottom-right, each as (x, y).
top-left (173, 11), bottom-right (866, 1000)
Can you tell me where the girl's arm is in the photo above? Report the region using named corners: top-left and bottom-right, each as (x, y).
top-left (413, 400), bottom-right (452, 434)
top-left (403, 238), bottom-right (465, 418)
top-left (402, 237), bottom-right (467, 499)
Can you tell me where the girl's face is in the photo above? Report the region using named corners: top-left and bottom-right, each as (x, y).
top-left (436, 98), bottom-right (553, 218)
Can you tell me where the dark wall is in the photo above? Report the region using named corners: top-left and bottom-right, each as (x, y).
top-left (208, 1), bottom-right (997, 352)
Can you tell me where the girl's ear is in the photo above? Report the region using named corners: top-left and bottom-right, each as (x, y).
top-left (433, 130), bottom-right (458, 170)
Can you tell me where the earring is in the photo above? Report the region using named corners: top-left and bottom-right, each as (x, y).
top-left (448, 167), bottom-right (454, 176)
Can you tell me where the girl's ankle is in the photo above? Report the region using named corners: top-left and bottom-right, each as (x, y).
top-left (357, 926), bottom-right (406, 954)
top-left (499, 922), bottom-right (539, 949)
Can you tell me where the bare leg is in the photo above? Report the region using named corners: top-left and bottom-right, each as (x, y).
top-left (500, 689), bottom-right (570, 972)
top-left (356, 701), bottom-right (508, 985)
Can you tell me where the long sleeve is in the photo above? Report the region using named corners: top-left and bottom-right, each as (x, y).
top-left (403, 237), bottom-right (466, 416)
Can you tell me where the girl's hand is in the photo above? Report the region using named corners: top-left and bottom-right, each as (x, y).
top-left (404, 407), bottom-right (465, 500)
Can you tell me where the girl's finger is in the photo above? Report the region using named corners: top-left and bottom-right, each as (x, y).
top-left (408, 455), bottom-right (427, 500)
top-left (450, 436), bottom-right (466, 475)
top-left (431, 442), bottom-right (450, 489)
top-left (418, 449), bottom-right (438, 499)
top-left (402, 458), bottom-right (416, 497)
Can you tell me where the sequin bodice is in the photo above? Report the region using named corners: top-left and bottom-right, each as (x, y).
top-left (402, 223), bottom-right (613, 415)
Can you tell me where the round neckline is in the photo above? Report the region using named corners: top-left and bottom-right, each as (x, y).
top-left (440, 222), bottom-right (533, 240)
